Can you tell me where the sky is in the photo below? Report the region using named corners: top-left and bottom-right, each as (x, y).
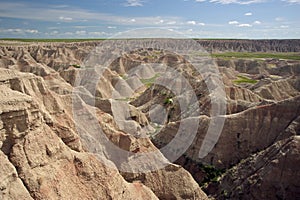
top-left (0, 0), bottom-right (299, 39)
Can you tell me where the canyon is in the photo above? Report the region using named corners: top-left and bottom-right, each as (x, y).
top-left (0, 39), bottom-right (299, 199)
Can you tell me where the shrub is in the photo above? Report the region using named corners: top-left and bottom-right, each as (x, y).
top-left (233, 75), bottom-right (258, 84)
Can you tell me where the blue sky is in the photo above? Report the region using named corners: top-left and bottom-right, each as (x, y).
top-left (0, 0), bottom-right (299, 39)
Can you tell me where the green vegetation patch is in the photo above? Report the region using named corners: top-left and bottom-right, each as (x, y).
top-left (115, 97), bottom-right (133, 102)
top-left (71, 64), bottom-right (81, 68)
top-left (140, 74), bottom-right (160, 87)
top-left (200, 164), bottom-right (225, 187)
top-left (233, 75), bottom-right (258, 84)
top-left (164, 97), bottom-right (174, 105)
top-left (212, 52), bottom-right (300, 61)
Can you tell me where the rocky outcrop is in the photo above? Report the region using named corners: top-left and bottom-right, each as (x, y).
top-left (154, 95), bottom-right (300, 170)
top-left (0, 42), bottom-right (208, 199)
top-left (0, 151), bottom-right (32, 200)
top-left (9, 124), bottom-right (158, 200)
top-left (197, 39), bottom-right (300, 52)
top-left (210, 136), bottom-right (300, 200)
top-left (0, 69), bottom-right (160, 199)
top-left (122, 164), bottom-right (207, 199)
top-left (146, 46), bottom-right (299, 197)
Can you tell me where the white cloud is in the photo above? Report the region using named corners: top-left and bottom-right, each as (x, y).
top-left (74, 26), bottom-right (89, 29)
top-left (5, 28), bottom-right (22, 33)
top-left (0, 2), bottom-right (182, 26)
top-left (229, 21), bottom-right (239, 25)
top-left (253, 20), bottom-right (261, 24)
top-left (280, 25), bottom-right (289, 28)
top-left (26, 29), bottom-right (38, 33)
top-left (75, 30), bottom-right (86, 35)
top-left (155, 19), bottom-right (165, 24)
top-left (166, 21), bottom-right (177, 25)
top-left (238, 23), bottom-right (252, 27)
top-left (245, 12), bottom-right (252, 16)
top-left (196, 0), bottom-right (265, 4)
top-left (229, 21), bottom-right (257, 27)
top-left (275, 17), bottom-right (284, 21)
top-left (124, 0), bottom-right (144, 7)
top-left (50, 30), bottom-right (59, 35)
top-left (64, 32), bottom-right (74, 36)
top-left (198, 22), bottom-right (206, 26)
top-left (282, 0), bottom-right (300, 4)
top-left (0, 28), bottom-right (38, 34)
top-left (50, 5), bottom-right (69, 9)
top-left (187, 21), bottom-right (196, 25)
top-left (89, 31), bottom-right (108, 36)
top-left (130, 18), bottom-right (136, 22)
top-left (59, 16), bottom-right (73, 21)
top-left (107, 26), bottom-right (117, 29)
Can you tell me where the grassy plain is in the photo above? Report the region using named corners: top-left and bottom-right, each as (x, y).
top-left (212, 52), bottom-right (300, 61)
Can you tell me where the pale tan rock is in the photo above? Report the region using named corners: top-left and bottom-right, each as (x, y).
top-left (9, 125), bottom-right (158, 200)
top-left (254, 79), bottom-right (299, 101)
top-left (2, 40), bottom-right (299, 200)
top-left (0, 44), bottom-right (209, 200)
top-left (0, 151), bottom-right (33, 200)
top-left (123, 164), bottom-right (208, 200)
top-left (154, 95), bottom-right (300, 169)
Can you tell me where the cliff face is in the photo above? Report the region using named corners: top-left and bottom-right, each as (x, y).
top-left (0, 39), bottom-right (299, 200)
top-left (213, 136), bottom-right (300, 200)
top-left (197, 39), bottom-right (300, 52)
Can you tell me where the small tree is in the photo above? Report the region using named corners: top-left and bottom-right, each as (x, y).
top-left (164, 97), bottom-right (173, 105)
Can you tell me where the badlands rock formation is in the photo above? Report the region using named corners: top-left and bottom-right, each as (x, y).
top-left (0, 40), bottom-right (208, 200)
top-left (211, 136), bottom-right (300, 200)
top-left (0, 39), bottom-right (299, 200)
top-left (197, 39), bottom-right (300, 52)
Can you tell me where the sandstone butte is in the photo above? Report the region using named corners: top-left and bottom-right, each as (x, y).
top-left (0, 39), bottom-right (299, 200)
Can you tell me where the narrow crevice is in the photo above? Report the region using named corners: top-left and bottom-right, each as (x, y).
top-left (4, 149), bottom-right (35, 200)
top-left (273, 114), bottom-right (300, 145)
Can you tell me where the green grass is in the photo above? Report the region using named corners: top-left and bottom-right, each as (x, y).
top-left (233, 75), bottom-right (258, 84)
top-left (140, 74), bottom-right (160, 87)
top-left (164, 97), bottom-right (174, 105)
top-left (71, 64), bottom-right (81, 68)
top-left (200, 164), bottom-right (225, 187)
top-left (212, 52), bottom-right (300, 61)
